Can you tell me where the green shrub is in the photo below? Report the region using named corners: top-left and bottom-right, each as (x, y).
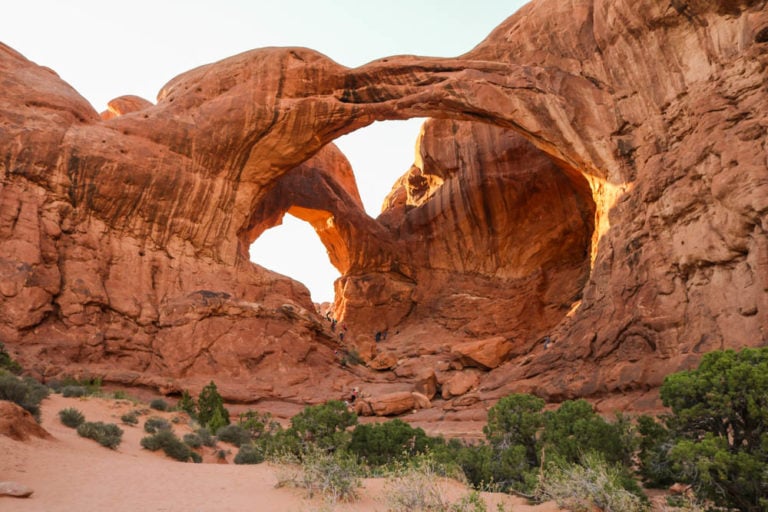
top-left (195, 427), bottom-right (216, 447)
top-left (144, 416), bottom-right (171, 434)
top-left (433, 440), bottom-right (496, 490)
top-left (478, 393), bottom-right (545, 493)
top-left (58, 407), bottom-right (85, 428)
top-left (0, 372), bottom-right (50, 422)
top-left (121, 411), bottom-right (140, 425)
top-left (0, 342), bottom-right (22, 374)
top-left (149, 398), bottom-right (169, 411)
top-left (197, 381), bottom-right (230, 432)
top-left (216, 424), bottom-right (251, 447)
top-left (536, 453), bottom-right (647, 512)
top-left (141, 429), bottom-right (197, 462)
top-left (177, 389), bottom-right (196, 418)
top-left (77, 421), bottom-right (123, 449)
top-left (340, 349), bottom-right (364, 367)
top-left (541, 400), bottom-right (635, 467)
top-left (60, 376), bottom-right (102, 395)
top-left (183, 432), bottom-right (203, 448)
top-left (289, 400), bottom-right (357, 453)
top-left (658, 347), bottom-right (768, 511)
top-left (349, 419), bottom-right (432, 467)
top-left (457, 393), bottom-right (639, 495)
top-left (636, 415), bottom-right (675, 488)
top-left (237, 410), bottom-right (280, 437)
top-left (61, 385), bottom-right (87, 398)
top-left (234, 443), bottom-right (265, 465)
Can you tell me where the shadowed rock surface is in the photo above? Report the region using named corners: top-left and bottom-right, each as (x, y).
top-left (0, 0), bottom-right (766, 413)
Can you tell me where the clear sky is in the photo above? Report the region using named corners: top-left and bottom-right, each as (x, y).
top-left (2, 0), bottom-right (528, 303)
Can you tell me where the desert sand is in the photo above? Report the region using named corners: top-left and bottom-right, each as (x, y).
top-left (1, 394), bottom-right (559, 511)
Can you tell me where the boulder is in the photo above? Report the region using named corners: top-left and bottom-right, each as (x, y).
top-left (0, 481), bottom-right (34, 498)
top-left (368, 351), bottom-right (398, 371)
top-left (355, 391), bottom-right (431, 417)
top-left (412, 368), bottom-right (438, 400)
top-left (452, 336), bottom-right (513, 370)
top-left (441, 371), bottom-right (481, 400)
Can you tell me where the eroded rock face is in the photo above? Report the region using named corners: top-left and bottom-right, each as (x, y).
top-left (0, 401), bottom-right (51, 441)
top-left (0, 0), bottom-right (766, 407)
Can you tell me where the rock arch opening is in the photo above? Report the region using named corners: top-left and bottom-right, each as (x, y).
top-left (333, 118), bottom-right (597, 353)
top-left (249, 212), bottom-right (339, 304)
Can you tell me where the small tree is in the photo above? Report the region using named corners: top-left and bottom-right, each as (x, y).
top-left (541, 400), bottom-right (635, 467)
top-left (197, 381), bottom-right (230, 431)
top-left (177, 389), bottom-right (196, 418)
top-left (659, 348), bottom-right (768, 511)
top-left (484, 393), bottom-right (544, 465)
top-left (289, 400), bottom-right (357, 453)
top-left (0, 342), bottom-right (22, 374)
top-left (349, 419), bottom-right (432, 466)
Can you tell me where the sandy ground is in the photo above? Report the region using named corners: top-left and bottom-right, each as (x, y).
top-left (1, 395), bottom-right (560, 512)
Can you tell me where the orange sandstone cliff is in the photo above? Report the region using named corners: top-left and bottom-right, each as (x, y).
top-left (0, 0), bottom-right (766, 410)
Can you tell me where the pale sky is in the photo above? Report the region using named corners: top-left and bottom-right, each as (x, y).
top-left (2, 0), bottom-right (528, 303)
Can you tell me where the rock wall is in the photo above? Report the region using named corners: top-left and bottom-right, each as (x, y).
top-left (0, 0), bottom-right (766, 405)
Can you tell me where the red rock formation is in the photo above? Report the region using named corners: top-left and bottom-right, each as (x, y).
top-left (0, 401), bottom-right (51, 441)
top-left (0, 0), bottom-right (766, 411)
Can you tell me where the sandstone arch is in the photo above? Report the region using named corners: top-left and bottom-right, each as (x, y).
top-left (1, 0), bottom-right (766, 405)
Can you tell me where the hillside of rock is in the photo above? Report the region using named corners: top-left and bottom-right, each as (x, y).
top-left (0, 0), bottom-right (766, 410)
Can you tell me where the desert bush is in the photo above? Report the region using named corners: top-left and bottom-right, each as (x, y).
top-left (0, 342), bottom-right (22, 374)
top-left (541, 400), bottom-right (635, 467)
top-left (61, 385), bottom-right (87, 398)
top-left (144, 416), bottom-right (171, 434)
top-left (58, 407), bottom-right (85, 428)
top-left (470, 393), bottom-right (639, 495)
top-left (433, 440), bottom-right (496, 490)
top-left (234, 443), bottom-right (265, 465)
top-left (288, 400), bottom-right (357, 454)
top-left (197, 380), bottom-right (230, 432)
top-left (149, 398), bottom-right (169, 411)
top-left (237, 409), bottom-right (281, 438)
top-left (349, 419), bottom-right (433, 467)
top-left (77, 421), bottom-right (123, 449)
top-left (635, 414), bottom-right (675, 488)
top-left (60, 376), bottom-right (102, 395)
top-left (657, 347), bottom-right (768, 511)
top-left (476, 393), bottom-right (545, 493)
top-left (275, 448), bottom-right (362, 503)
top-left (141, 429), bottom-right (197, 462)
top-left (195, 427), bottom-right (216, 447)
top-left (216, 424), bottom-right (251, 447)
top-left (121, 411), bottom-right (140, 425)
top-left (383, 457), bottom-right (480, 512)
top-left (0, 371), bottom-right (50, 422)
top-left (339, 349), bottom-right (364, 367)
top-left (183, 432), bottom-right (202, 448)
top-left (536, 453), bottom-right (647, 512)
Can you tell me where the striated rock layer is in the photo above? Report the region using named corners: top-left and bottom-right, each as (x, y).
top-left (0, 0), bottom-right (767, 408)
